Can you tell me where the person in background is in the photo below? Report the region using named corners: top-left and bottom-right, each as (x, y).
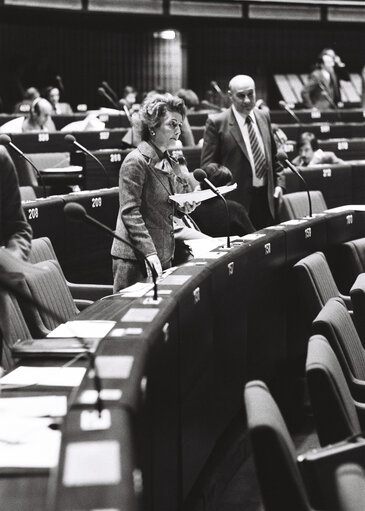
top-left (201, 74), bottom-right (285, 230)
top-left (111, 92), bottom-right (198, 292)
top-left (0, 98), bottom-right (55, 133)
top-left (191, 163), bottom-right (255, 236)
top-left (292, 132), bottom-right (344, 167)
top-left (13, 87), bottom-right (40, 114)
top-left (176, 89), bottom-right (200, 111)
top-left (120, 85), bottom-right (139, 113)
top-left (301, 52), bottom-right (340, 110)
top-left (319, 48), bottom-right (350, 89)
top-left (0, 146), bottom-right (32, 260)
top-left (44, 86), bottom-right (73, 115)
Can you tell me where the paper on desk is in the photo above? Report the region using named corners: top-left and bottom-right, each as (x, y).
top-left (47, 320), bottom-right (116, 338)
top-left (0, 417), bottom-right (61, 469)
top-left (0, 395), bottom-right (67, 417)
top-left (0, 366), bottom-right (87, 387)
top-left (40, 165), bottom-right (83, 173)
top-left (169, 183), bottom-right (237, 207)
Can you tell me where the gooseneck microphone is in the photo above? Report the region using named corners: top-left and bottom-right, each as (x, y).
top-left (0, 134), bottom-right (47, 198)
top-left (317, 82), bottom-right (341, 119)
top-left (64, 202), bottom-right (158, 300)
top-left (278, 100), bottom-right (302, 126)
top-left (64, 134), bottom-right (110, 188)
top-left (277, 151), bottom-right (312, 218)
top-left (101, 81), bottom-right (119, 103)
top-left (55, 75), bottom-right (65, 93)
top-left (193, 168), bottom-right (231, 248)
top-left (210, 80), bottom-right (224, 98)
top-left (97, 87), bottom-right (120, 109)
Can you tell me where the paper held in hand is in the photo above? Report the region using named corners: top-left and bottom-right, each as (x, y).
top-left (169, 183), bottom-right (237, 207)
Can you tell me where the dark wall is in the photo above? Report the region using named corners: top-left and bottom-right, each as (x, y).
top-left (0, 7), bottom-right (365, 111)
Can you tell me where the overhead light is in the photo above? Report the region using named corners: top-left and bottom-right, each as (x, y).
top-left (153, 30), bottom-right (176, 40)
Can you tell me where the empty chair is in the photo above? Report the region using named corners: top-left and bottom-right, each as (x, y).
top-left (328, 238), bottom-right (365, 295)
top-left (350, 273), bottom-right (365, 344)
top-left (335, 463), bottom-right (365, 511)
top-left (0, 247), bottom-right (79, 335)
top-left (29, 237), bottom-right (112, 302)
top-left (293, 251), bottom-right (351, 325)
top-left (244, 380), bottom-right (313, 511)
top-left (312, 297), bottom-right (365, 402)
top-left (279, 191), bottom-right (327, 222)
top-left (306, 335), bottom-right (365, 446)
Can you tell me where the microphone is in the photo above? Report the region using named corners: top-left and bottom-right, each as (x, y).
top-left (193, 168), bottom-right (231, 248)
top-left (276, 151), bottom-right (312, 218)
top-left (97, 87), bottom-right (120, 109)
top-left (0, 134), bottom-right (47, 198)
top-left (55, 75), bottom-right (64, 92)
top-left (64, 202), bottom-right (158, 300)
top-left (210, 80), bottom-right (224, 98)
top-left (278, 100), bottom-right (302, 125)
top-left (101, 81), bottom-right (119, 103)
top-left (200, 100), bottom-right (223, 112)
top-left (64, 134), bottom-right (110, 188)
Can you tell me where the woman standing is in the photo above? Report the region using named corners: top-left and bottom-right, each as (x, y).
top-left (111, 93), bottom-right (197, 291)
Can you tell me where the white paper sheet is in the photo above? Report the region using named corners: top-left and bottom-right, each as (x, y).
top-left (47, 320), bottom-right (116, 339)
top-left (0, 417), bottom-right (61, 469)
top-left (0, 395), bottom-right (67, 417)
top-left (169, 183), bottom-right (237, 207)
top-left (0, 366), bottom-right (87, 387)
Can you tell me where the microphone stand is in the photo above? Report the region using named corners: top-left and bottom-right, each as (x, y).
top-left (278, 153), bottom-right (312, 217)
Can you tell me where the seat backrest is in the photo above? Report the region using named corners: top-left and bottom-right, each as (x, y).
top-left (28, 152), bottom-right (70, 170)
top-left (293, 251), bottom-right (340, 321)
top-left (306, 335), bottom-right (361, 446)
top-left (335, 463), bottom-right (365, 511)
top-left (279, 191), bottom-right (327, 222)
top-left (312, 297), bottom-right (365, 384)
top-left (20, 185), bottom-right (37, 202)
top-left (0, 248), bottom-right (78, 333)
top-left (244, 380), bottom-right (312, 511)
top-left (29, 237), bottom-right (58, 264)
top-left (0, 289), bottom-right (31, 371)
top-left (350, 273), bottom-right (365, 345)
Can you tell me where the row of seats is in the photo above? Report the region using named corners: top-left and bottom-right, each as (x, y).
top-left (244, 245), bottom-right (365, 510)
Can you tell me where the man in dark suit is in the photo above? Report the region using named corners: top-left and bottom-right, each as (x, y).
top-left (201, 74), bottom-right (285, 230)
top-left (301, 53), bottom-right (340, 110)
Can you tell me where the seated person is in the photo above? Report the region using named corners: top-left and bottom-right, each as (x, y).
top-left (292, 132), bottom-right (344, 167)
top-left (191, 163), bottom-right (255, 236)
top-left (176, 88), bottom-right (200, 112)
top-left (0, 98), bottom-right (56, 133)
top-left (13, 87), bottom-right (40, 114)
top-left (44, 86), bottom-right (73, 115)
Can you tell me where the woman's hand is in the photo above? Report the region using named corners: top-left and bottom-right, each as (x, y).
top-left (146, 254), bottom-right (163, 278)
top-left (176, 201), bottom-right (200, 215)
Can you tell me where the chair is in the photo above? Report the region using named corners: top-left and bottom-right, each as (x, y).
top-left (244, 380), bottom-right (313, 511)
top-left (306, 335), bottom-right (365, 447)
top-left (279, 191), bottom-right (327, 222)
top-left (0, 248), bottom-right (79, 335)
top-left (293, 251), bottom-right (351, 325)
top-left (20, 185), bottom-right (37, 201)
top-left (335, 463), bottom-right (365, 511)
top-left (312, 297), bottom-right (365, 402)
top-left (334, 238), bottom-right (365, 295)
top-left (350, 273), bottom-right (365, 345)
top-left (29, 237), bottom-right (112, 302)
top-left (0, 288), bottom-right (32, 370)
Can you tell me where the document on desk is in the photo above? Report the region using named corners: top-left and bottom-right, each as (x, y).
top-left (0, 366), bottom-right (87, 387)
top-left (0, 417), bottom-right (61, 470)
top-left (0, 395), bottom-right (67, 417)
top-left (47, 320), bottom-right (116, 338)
top-left (169, 183), bottom-right (237, 207)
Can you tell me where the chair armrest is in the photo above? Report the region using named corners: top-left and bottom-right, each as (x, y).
top-left (74, 299), bottom-right (93, 310)
top-left (68, 282), bottom-right (113, 302)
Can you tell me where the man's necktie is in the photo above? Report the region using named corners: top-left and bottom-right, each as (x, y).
top-left (246, 116), bottom-right (267, 179)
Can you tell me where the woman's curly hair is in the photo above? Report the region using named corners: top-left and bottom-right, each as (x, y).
top-left (138, 92), bottom-right (186, 141)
